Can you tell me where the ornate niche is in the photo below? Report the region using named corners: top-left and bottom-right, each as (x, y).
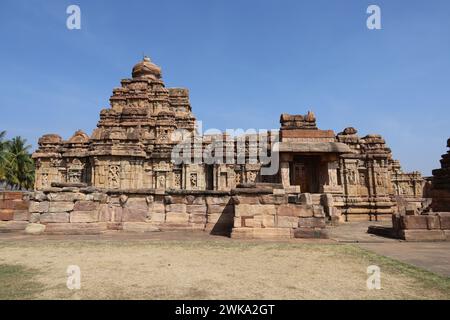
top-left (108, 163), bottom-right (121, 189)
top-left (173, 171), bottom-right (182, 189)
top-left (67, 158), bottom-right (85, 183)
top-left (190, 173), bottom-right (198, 189)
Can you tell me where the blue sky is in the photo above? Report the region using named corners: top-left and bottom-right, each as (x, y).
top-left (0, 0), bottom-right (449, 175)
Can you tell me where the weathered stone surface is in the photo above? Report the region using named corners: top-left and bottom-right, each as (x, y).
top-left (121, 207), bottom-right (147, 222)
top-left (148, 212), bottom-right (165, 222)
top-left (74, 201), bottom-right (99, 211)
top-left (186, 205), bottom-right (207, 214)
top-left (400, 229), bottom-right (446, 241)
top-left (437, 213), bottom-right (450, 229)
top-left (231, 227), bottom-right (292, 240)
top-left (277, 204), bottom-right (314, 217)
top-left (70, 211), bottom-right (99, 223)
top-left (276, 216), bottom-right (298, 228)
top-left (29, 212), bottom-right (40, 223)
top-left (401, 215), bottom-right (428, 230)
top-left (40, 212), bottom-right (70, 223)
top-left (47, 192), bottom-right (85, 202)
top-left (0, 209), bottom-right (14, 221)
top-left (298, 217), bottom-right (326, 228)
top-left (0, 221), bottom-right (28, 232)
top-left (13, 210), bottom-right (30, 221)
top-left (165, 212), bottom-right (189, 223)
top-left (207, 204), bottom-right (234, 214)
top-left (29, 201), bottom-right (49, 213)
top-left (235, 204), bottom-right (275, 217)
top-left (122, 222), bottom-right (160, 233)
top-left (44, 222), bottom-right (107, 235)
top-left (166, 204), bottom-right (186, 214)
top-left (293, 227), bottom-right (328, 239)
top-left (25, 223), bottom-right (46, 235)
top-left (48, 202), bottom-right (74, 213)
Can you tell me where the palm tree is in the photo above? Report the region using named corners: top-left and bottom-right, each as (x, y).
top-left (3, 136), bottom-right (34, 190)
top-left (0, 131), bottom-right (8, 181)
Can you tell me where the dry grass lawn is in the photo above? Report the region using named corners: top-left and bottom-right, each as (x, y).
top-left (0, 239), bottom-right (449, 300)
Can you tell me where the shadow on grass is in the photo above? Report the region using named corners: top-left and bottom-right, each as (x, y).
top-left (0, 264), bottom-right (43, 300)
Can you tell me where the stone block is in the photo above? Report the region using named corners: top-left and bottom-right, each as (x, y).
top-left (47, 192), bottom-right (85, 202)
top-left (121, 207), bottom-right (147, 222)
top-left (206, 196), bottom-right (231, 205)
top-left (12, 200), bottom-right (29, 210)
top-left (207, 212), bottom-right (234, 224)
top-left (48, 202), bottom-right (74, 213)
top-left (74, 201), bottom-right (99, 211)
top-left (277, 204), bottom-right (314, 217)
top-left (148, 212), bottom-right (165, 223)
top-left (125, 197), bottom-right (148, 210)
top-left (165, 212), bottom-right (189, 223)
top-left (402, 215), bottom-right (428, 230)
top-left (426, 215), bottom-right (441, 230)
top-left (207, 204), bottom-right (234, 214)
top-left (25, 223), bottom-right (46, 235)
top-left (166, 204), bottom-right (186, 214)
top-left (262, 214), bottom-right (275, 227)
top-left (234, 195), bottom-right (260, 205)
top-left (277, 216), bottom-right (298, 228)
top-left (313, 205), bottom-right (325, 218)
top-left (30, 212), bottom-right (40, 223)
top-left (244, 217), bottom-right (262, 228)
top-left (70, 211), bottom-right (99, 223)
top-left (122, 222), bottom-right (160, 233)
top-left (235, 204), bottom-right (275, 217)
top-left (98, 204), bottom-right (111, 222)
top-left (294, 227), bottom-right (328, 239)
top-left (40, 212), bottom-right (70, 223)
top-left (253, 227), bottom-right (292, 240)
top-left (13, 210), bottom-right (30, 221)
top-left (400, 230), bottom-right (446, 241)
top-left (298, 217), bottom-right (326, 228)
top-left (437, 213), bottom-right (450, 229)
top-left (44, 222), bottom-right (107, 235)
top-left (0, 221), bottom-right (28, 232)
top-left (189, 214), bottom-right (207, 224)
top-left (186, 205), bottom-right (207, 214)
top-left (299, 193), bottom-right (313, 205)
top-left (150, 202), bottom-right (165, 214)
top-left (0, 209), bottom-right (14, 221)
top-left (233, 217), bottom-right (242, 228)
top-left (259, 194), bottom-right (286, 205)
top-left (29, 201), bottom-right (49, 213)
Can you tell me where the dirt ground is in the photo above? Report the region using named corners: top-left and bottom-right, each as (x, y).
top-left (0, 233), bottom-right (449, 300)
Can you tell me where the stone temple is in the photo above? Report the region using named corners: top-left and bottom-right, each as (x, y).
top-left (26, 57), bottom-right (428, 238)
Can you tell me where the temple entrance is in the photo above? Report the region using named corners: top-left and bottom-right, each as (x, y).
top-left (290, 156), bottom-right (320, 193)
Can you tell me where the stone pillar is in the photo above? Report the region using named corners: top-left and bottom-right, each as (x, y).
top-left (280, 161), bottom-right (290, 188)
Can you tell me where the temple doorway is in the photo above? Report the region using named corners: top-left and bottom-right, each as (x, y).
top-left (290, 156), bottom-right (320, 193)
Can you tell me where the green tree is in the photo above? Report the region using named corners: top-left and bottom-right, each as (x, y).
top-left (0, 130), bottom-right (9, 180)
top-left (3, 136), bottom-right (35, 190)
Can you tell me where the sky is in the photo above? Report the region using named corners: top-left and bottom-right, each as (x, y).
top-left (0, 0), bottom-right (449, 176)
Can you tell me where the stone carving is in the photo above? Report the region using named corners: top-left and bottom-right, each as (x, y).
top-left (108, 165), bottom-right (120, 188)
top-left (190, 173), bottom-right (198, 188)
top-left (31, 58), bottom-right (426, 220)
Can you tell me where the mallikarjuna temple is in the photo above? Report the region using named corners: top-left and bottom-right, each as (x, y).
top-left (3, 57), bottom-right (449, 240)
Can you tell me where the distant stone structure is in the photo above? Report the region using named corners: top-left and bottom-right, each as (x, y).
top-left (431, 138), bottom-right (450, 212)
top-left (2, 57), bottom-right (427, 238)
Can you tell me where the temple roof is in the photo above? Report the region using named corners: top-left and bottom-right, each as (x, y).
top-left (131, 56), bottom-right (162, 80)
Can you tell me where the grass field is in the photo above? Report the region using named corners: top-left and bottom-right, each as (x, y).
top-left (0, 240), bottom-right (449, 300)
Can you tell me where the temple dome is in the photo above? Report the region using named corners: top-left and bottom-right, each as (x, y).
top-left (132, 56), bottom-right (162, 80)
